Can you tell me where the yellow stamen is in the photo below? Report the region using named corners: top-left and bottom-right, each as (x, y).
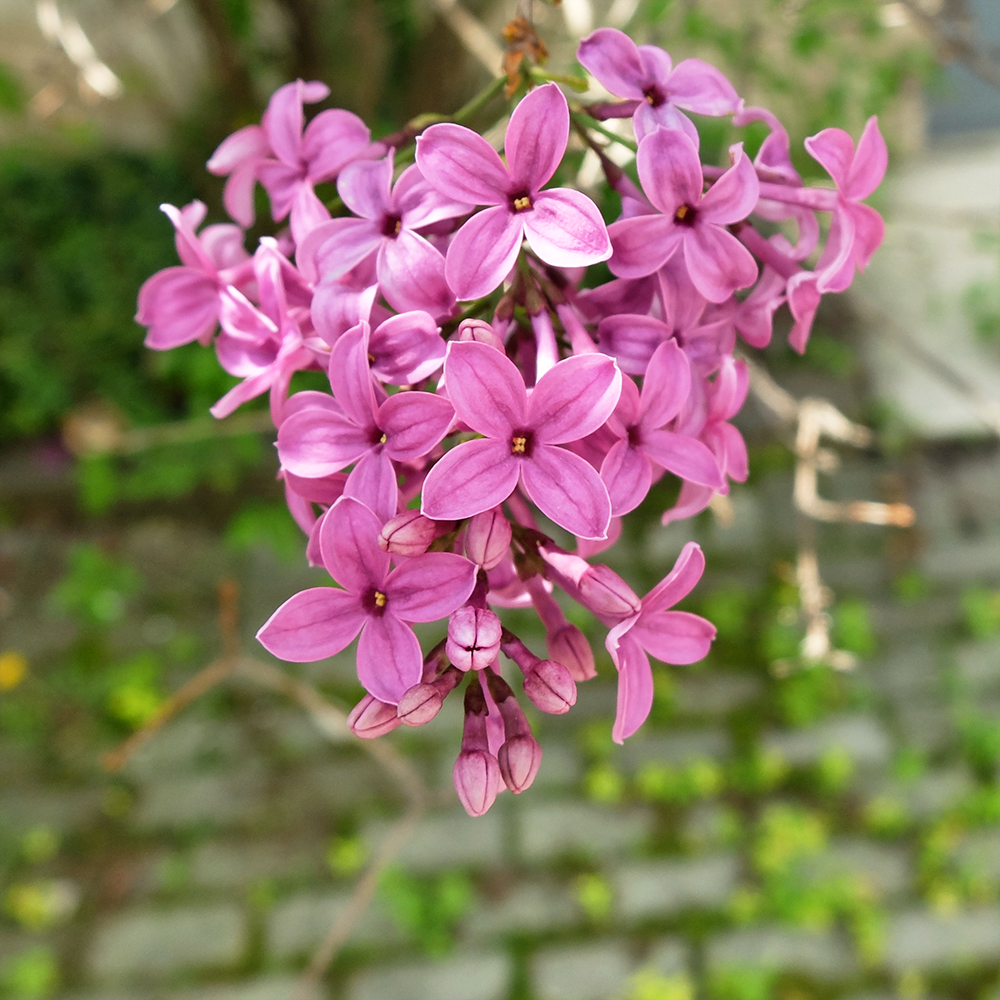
top-left (373, 590), bottom-right (387, 608)
top-left (393, 219), bottom-right (402, 235)
top-left (513, 196), bottom-right (532, 212)
top-left (511, 436), bottom-right (527, 454)
top-left (379, 433), bottom-right (387, 444)
top-left (675, 205), bottom-right (689, 221)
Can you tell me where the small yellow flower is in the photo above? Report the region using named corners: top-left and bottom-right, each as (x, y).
top-left (0, 651), bottom-right (27, 691)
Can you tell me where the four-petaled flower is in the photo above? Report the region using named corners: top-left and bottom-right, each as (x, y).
top-left (416, 83), bottom-right (612, 301)
top-left (421, 341), bottom-right (622, 539)
top-left (257, 497), bottom-right (477, 703)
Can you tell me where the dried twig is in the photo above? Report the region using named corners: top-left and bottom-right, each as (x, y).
top-left (745, 359), bottom-right (916, 668)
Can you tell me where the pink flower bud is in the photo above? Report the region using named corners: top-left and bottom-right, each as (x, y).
top-left (455, 318), bottom-right (505, 351)
top-left (465, 508), bottom-right (512, 570)
top-left (547, 623), bottom-right (597, 681)
top-left (578, 564), bottom-right (641, 618)
top-left (396, 683), bottom-right (443, 726)
top-left (347, 694), bottom-right (402, 739)
top-left (379, 510), bottom-right (444, 557)
top-left (523, 659), bottom-right (577, 714)
top-left (446, 606), bottom-right (502, 671)
top-left (453, 749), bottom-right (502, 816)
top-left (498, 734), bottom-right (542, 793)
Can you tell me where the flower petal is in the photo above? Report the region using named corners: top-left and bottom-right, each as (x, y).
top-left (344, 449), bottom-right (399, 525)
top-left (386, 552), bottom-right (477, 622)
top-left (683, 224), bottom-right (758, 303)
top-left (641, 540), bottom-right (705, 614)
top-left (522, 445), bottom-right (612, 540)
top-left (698, 144), bottom-right (759, 226)
top-left (329, 323), bottom-right (378, 429)
top-left (256, 587), bottom-right (365, 661)
top-left (357, 615), bottom-right (423, 704)
top-left (578, 28), bottom-right (647, 100)
top-left (601, 439), bottom-right (653, 516)
top-left (608, 214), bottom-right (682, 279)
top-left (633, 610), bottom-right (715, 664)
top-left (608, 630), bottom-right (653, 743)
top-left (444, 340), bottom-right (527, 438)
top-left (523, 189), bottom-right (612, 268)
top-left (666, 58), bottom-right (739, 115)
top-left (529, 353), bottom-right (622, 444)
top-left (380, 390), bottom-right (455, 461)
top-left (642, 428), bottom-right (724, 489)
top-left (445, 206), bottom-right (523, 301)
top-left (636, 127), bottom-right (703, 216)
top-left (639, 339), bottom-right (692, 429)
top-left (377, 230), bottom-right (455, 317)
top-left (845, 116), bottom-right (887, 201)
top-left (336, 155), bottom-right (392, 220)
top-left (416, 123), bottom-right (509, 205)
top-left (421, 438), bottom-right (520, 521)
top-left (505, 83), bottom-right (569, 192)
top-left (319, 495), bottom-right (390, 594)
top-left (277, 407), bottom-right (371, 477)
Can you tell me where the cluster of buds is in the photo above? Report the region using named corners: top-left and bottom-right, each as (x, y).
top-left (136, 27), bottom-right (886, 815)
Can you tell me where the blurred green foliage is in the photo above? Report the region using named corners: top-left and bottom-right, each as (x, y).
top-left (379, 867), bottom-right (476, 956)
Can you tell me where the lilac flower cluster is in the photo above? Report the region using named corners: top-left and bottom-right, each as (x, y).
top-left (136, 30), bottom-right (887, 816)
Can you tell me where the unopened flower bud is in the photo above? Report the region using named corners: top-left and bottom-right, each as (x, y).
top-left (447, 606), bottom-right (502, 671)
top-left (455, 318), bottom-right (505, 351)
top-left (523, 659), bottom-right (577, 714)
top-left (379, 510), bottom-right (444, 557)
top-left (578, 564), bottom-right (641, 618)
top-left (397, 666), bottom-right (463, 726)
top-left (498, 734), bottom-right (542, 793)
top-left (347, 694), bottom-right (402, 739)
top-left (547, 623), bottom-right (597, 681)
top-left (465, 508), bottom-right (512, 570)
top-left (453, 749), bottom-right (502, 816)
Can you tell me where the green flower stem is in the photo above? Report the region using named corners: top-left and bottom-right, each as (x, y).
top-left (570, 111), bottom-right (638, 153)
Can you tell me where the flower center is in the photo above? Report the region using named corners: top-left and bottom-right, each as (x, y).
top-left (380, 214), bottom-right (403, 238)
top-left (510, 192), bottom-right (533, 213)
top-left (373, 590), bottom-right (387, 607)
top-left (510, 430), bottom-right (533, 456)
top-left (673, 204), bottom-right (697, 227)
top-left (626, 425), bottom-right (642, 447)
top-left (643, 85), bottom-right (666, 107)
top-left (364, 588), bottom-right (389, 615)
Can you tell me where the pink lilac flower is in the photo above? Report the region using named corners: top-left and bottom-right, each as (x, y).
top-left (136, 201), bottom-right (252, 351)
top-left (305, 153), bottom-right (470, 316)
top-left (601, 339), bottom-right (724, 515)
top-left (207, 125), bottom-right (271, 229)
top-left (416, 83), bottom-right (611, 300)
top-left (277, 321), bottom-right (455, 482)
top-left (421, 341), bottom-right (621, 539)
top-left (577, 27), bottom-right (739, 145)
top-left (606, 542), bottom-right (716, 742)
top-left (608, 129), bottom-right (759, 303)
top-left (257, 496), bottom-right (476, 703)
top-left (255, 80), bottom-right (383, 244)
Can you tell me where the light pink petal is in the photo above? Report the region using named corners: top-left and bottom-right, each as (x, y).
top-left (303, 109), bottom-right (376, 183)
top-left (209, 365), bottom-right (277, 419)
top-left (683, 225), bottom-right (758, 303)
top-left (661, 480), bottom-right (713, 525)
top-left (277, 408), bottom-right (371, 477)
top-left (804, 126), bottom-right (856, 190)
top-left (529, 353), bottom-right (622, 444)
top-left (712, 421), bottom-right (748, 482)
top-left (845, 116), bottom-right (887, 201)
top-left (380, 390), bottom-right (455, 461)
top-left (258, 160), bottom-right (303, 221)
top-left (329, 323), bottom-right (378, 429)
top-left (597, 313), bottom-right (672, 375)
top-left (786, 271), bottom-right (822, 354)
top-left (444, 340), bottom-right (528, 438)
top-left (523, 189), bottom-right (612, 268)
top-left (642, 428), bottom-right (724, 489)
top-left (505, 83), bottom-right (569, 192)
top-left (283, 469), bottom-right (348, 504)
top-left (636, 128), bottom-right (703, 216)
top-left (337, 156), bottom-right (392, 220)
top-left (320, 495), bottom-right (389, 593)
top-left (445, 206), bottom-right (523, 301)
top-left (601, 439), bottom-right (653, 515)
top-left (633, 610), bottom-right (715, 664)
top-left (368, 311), bottom-right (446, 384)
top-left (639, 339), bottom-right (692, 429)
top-left (386, 552), bottom-right (477, 621)
top-left (577, 28), bottom-right (647, 100)
top-left (201, 224), bottom-right (248, 271)
top-left (708, 356), bottom-right (749, 422)
top-left (608, 630), bottom-right (653, 743)
top-left (641, 541), bottom-right (705, 614)
top-left (633, 101), bottom-right (701, 147)
top-left (207, 124), bottom-right (269, 175)
top-left (289, 184), bottom-right (333, 245)
top-left (357, 615), bottom-right (423, 704)
top-left (262, 80), bottom-right (321, 165)
top-left (256, 587), bottom-right (365, 661)
top-left (308, 218), bottom-right (381, 282)
top-left (421, 439), bottom-right (520, 521)
top-left (416, 123), bottom-right (510, 205)
top-left (137, 268), bottom-right (219, 349)
top-left (665, 58), bottom-right (740, 115)
top-left (698, 144), bottom-right (760, 225)
top-left (609, 371), bottom-right (641, 430)
top-left (345, 450), bottom-right (398, 525)
top-left (522, 445), bottom-right (612, 540)
top-left (377, 230), bottom-right (456, 317)
top-left (846, 202), bottom-right (885, 274)
top-left (608, 214), bottom-right (682, 279)
top-left (637, 44), bottom-right (673, 83)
